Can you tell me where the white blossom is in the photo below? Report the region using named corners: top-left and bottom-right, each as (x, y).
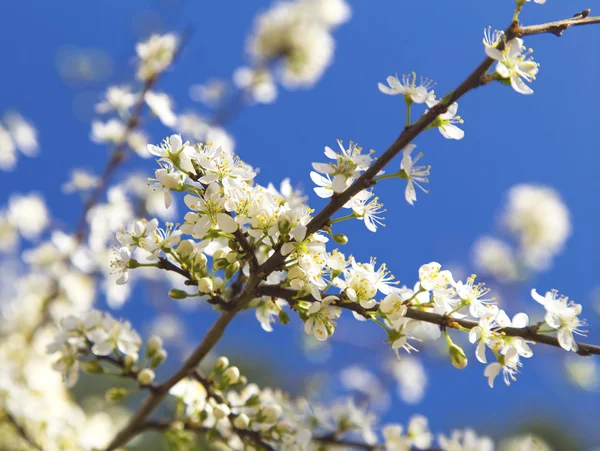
top-left (400, 144), bottom-right (430, 205)
top-left (378, 72), bottom-right (435, 104)
top-left (531, 288), bottom-right (586, 352)
top-left (485, 37), bottom-right (539, 95)
top-left (136, 33), bottom-right (178, 81)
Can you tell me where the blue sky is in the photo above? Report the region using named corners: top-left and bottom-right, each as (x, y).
top-left (2, 0), bottom-right (600, 447)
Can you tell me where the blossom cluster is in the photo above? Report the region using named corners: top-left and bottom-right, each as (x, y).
top-left (45, 309), bottom-right (166, 388)
top-left (247, 0), bottom-right (351, 88)
top-left (162, 355), bottom-right (548, 450)
top-left (110, 131), bottom-right (588, 391)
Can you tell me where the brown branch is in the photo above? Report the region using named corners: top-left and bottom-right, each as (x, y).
top-left (192, 372), bottom-right (275, 451)
top-left (2, 410), bottom-right (41, 450)
top-left (104, 9), bottom-right (600, 450)
top-left (259, 286), bottom-right (600, 357)
top-left (517, 11), bottom-right (600, 37)
top-left (258, 11), bottom-right (600, 277)
top-left (104, 275), bottom-right (262, 451)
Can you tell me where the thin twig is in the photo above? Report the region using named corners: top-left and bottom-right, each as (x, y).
top-left (2, 410), bottom-right (41, 450)
top-left (259, 286), bottom-right (600, 357)
top-left (104, 272), bottom-right (262, 451)
top-left (258, 12), bottom-right (600, 277)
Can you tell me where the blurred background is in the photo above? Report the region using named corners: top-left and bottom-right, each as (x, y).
top-left (1, 0), bottom-right (599, 449)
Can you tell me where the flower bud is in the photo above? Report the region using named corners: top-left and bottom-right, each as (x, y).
top-left (213, 249), bottom-right (228, 261)
top-left (290, 279), bottom-right (304, 290)
top-left (223, 366), bottom-right (240, 384)
top-left (194, 252), bottom-right (208, 269)
top-left (150, 349), bottom-right (168, 368)
top-left (331, 233), bottom-right (348, 245)
top-left (177, 240), bottom-right (195, 259)
top-left (226, 252), bottom-right (238, 264)
top-left (106, 388), bottom-right (129, 402)
top-left (278, 310), bottom-right (290, 325)
top-left (261, 405), bottom-right (282, 423)
top-left (287, 266), bottom-right (306, 280)
top-left (80, 360), bottom-right (104, 375)
top-left (225, 262), bottom-right (240, 279)
top-left (245, 394), bottom-right (261, 407)
top-left (233, 413), bottom-right (250, 429)
top-left (449, 342), bottom-right (468, 369)
top-left (198, 277), bottom-right (214, 294)
top-left (215, 356), bottom-right (229, 371)
top-left (123, 354), bottom-right (137, 372)
top-left (169, 288), bottom-right (189, 300)
top-left (213, 403), bottom-right (231, 419)
top-left (214, 258), bottom-right (229, 270)
top-left (137, 368), bottom-right (156, 385)
top-left (146, 336), bottom-right (163, 356)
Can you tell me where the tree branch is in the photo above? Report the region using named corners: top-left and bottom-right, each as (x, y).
top-left (259, 286), bottom-right (600, 357)
top-left (258, 11), bottom-right (600, 277)
top-left (104, 274), bottom-right (263, 450)
top-left (1, 410), bottom-right (41, 451)
top-left (517, 11), bottom-right (600, 37)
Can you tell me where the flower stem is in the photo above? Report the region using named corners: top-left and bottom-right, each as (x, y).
top-left (330, 213), bottom-right (358, 224)
top-left (373, 172), bottom-right (400, 183)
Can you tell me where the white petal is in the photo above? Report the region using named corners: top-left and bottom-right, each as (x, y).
top-left (216, 213), bottom-right (238, 233)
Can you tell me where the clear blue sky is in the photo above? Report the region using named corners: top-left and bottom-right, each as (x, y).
top-left (2, 0), bottom-right (599, 447)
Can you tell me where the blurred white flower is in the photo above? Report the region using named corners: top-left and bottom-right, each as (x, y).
top-left (472, 236), bottom-right (519, 282)
top-left (565, 355), bottom-right (598, 391)
top-left (95, 85), bottom-right (137, 115)
top-left (388, 356), bottom-right (427, 405)
top-left (136, 33), bottom-right (178, 81)
top-left (91, 119), bottom-right (126, 144)
top-left (189, 79), bottom-right (229, 106)
top-left (3, 111), bottom-right (39, 156)
top-left (233, 67), bottom-right (277, 104)
top-left (62, 169), bottom-right (100, 194)
top-left (145, 91), bottom-right (177, 127)
top-left (247, 0), bottom-right (350, 88)
top-left (503, 184), bottom-right (571, 271)
top-left (8, 193), bottom-right (50, 240)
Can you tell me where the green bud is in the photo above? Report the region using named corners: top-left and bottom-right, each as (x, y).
top-left (331, 233), bottom-right (348, 245)
top-left (225, 252), bottom-right (238, 264)
top-left (445, 333), bottom-right (468, 369)
top-left (123, 353), bottom-right (138, 371)
top-left (278, 218), bottom-right (291, 236)
top-left (150, 349), bottom-right (168, 368)
top-left (215, 356), bottom-right (229, 372)
top-left (245, 393), bottom-right (261, 407)
top-left (222, 366), bottom-right (241, 385)
top-left (233, 413), bottom-right (250, 429)
top-left (105, 388), bottom-right (129, 403)
top-left (168, 289), bottom-right (189, 300)
top-left (137, 368), bottom-right (156, 385)
top-left (278, 310), bottom-right (290, 325)
top-left (213, 249), bottom-right (228, 261)
top-left (225, 262), bottom-right (240, 279)
top-left (214, 258), bottom-right (229, 270)
top-left (194, 253), bottom-right (208, 269)
top-left (146, 336), bottom-right (163, 357)
top-left (80, 360), bottom-right (104, 375)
